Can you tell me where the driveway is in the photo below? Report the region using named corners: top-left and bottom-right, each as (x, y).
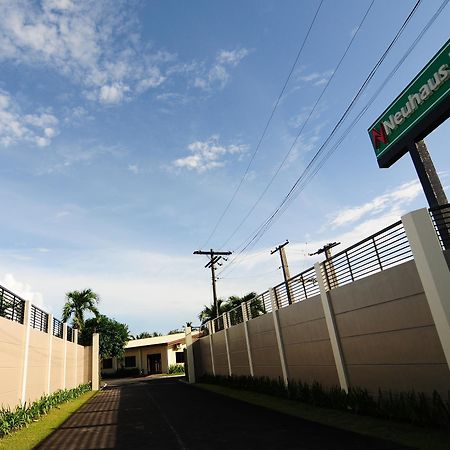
top-left (37, 376), bottom-right (409, 449)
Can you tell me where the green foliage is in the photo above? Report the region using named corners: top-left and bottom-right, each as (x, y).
top-left (199, 374), bottom-right (450, 428)
top-left (133, 331), bottom-right (162, 339)
top-left (168, 364), bottom-right (185, 374)
top-left (80, 314), bottom-right (130, 359)
top-left (198, 292), bottom-right (259, 324)
top-left (168, 329), bottom-right (183, 335)
top-left (0, 384), bottom-right (91, 438)
top-left (62, 288), bottom-right (99, 330)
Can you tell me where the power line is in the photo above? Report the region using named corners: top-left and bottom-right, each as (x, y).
top-left (218, 0), bottom-right (425, 277)
top-left (219, 0), bottom-right (375, 251)
top-left (198, 0), bottom-right (324, 250)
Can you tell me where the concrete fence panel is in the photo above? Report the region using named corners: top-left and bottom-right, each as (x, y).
top-left (227, 322), bottom-right (250, 376)
top-left (330, 260), bottom-right (450, 395)
top-left (278, 296), bottom-right (339, 387)
top-left (211, 331), bottom-right (228, 376)
top-left (0, 318), bottom-right (26, 407)
top-left (26, 328), bottom-right (50, 402)
top-left (247, 312), bottom-right (282, 379)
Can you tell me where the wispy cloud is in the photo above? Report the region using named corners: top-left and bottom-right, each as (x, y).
top-left (172, 136), bottom-right (247, 173)
top-left (329, 180), bottom-right (422, 228)
top-left (297, 69), bottom-right (334, 86)
top-left (0, 0), bottom-right (169, 104)
top-left (0, 89), bottom-right (59, 147)
top-left (194, 48), bottom-right (250, 91)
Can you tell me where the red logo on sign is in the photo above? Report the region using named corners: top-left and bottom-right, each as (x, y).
top-left (370, 124), bottom-right (388, 149)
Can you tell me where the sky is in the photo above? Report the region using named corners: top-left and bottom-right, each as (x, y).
top-left (0, 0), bottom-right (449, 335)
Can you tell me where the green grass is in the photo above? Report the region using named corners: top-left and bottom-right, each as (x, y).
top-left (0, 391), bottom-right (96, 450)
top-left (196, 383), bottom-right (450, 450)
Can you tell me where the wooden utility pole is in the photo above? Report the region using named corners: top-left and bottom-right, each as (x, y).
top-left (409, 140), bottom-right (448, 208)
top-left (193, 249), bottom-right (232, 318)
top-left (271, 240), bottom-right (293, 305)
top-left (309, 242), bottom-right (340, 289)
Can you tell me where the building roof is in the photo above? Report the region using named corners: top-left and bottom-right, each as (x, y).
top-left (125, 332), bottom-right (186, 349)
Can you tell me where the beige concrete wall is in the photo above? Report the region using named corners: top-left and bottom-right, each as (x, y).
top-left (0, 315), bottom-right (94, 409)
top-left (192, 257), bottom-right (450, 396)
top-left (211, 331), bottom-right (228, 375)
top-left (248, 313), bottom-right (282, 379)
top-left (26, 328), bottom-right (50, 402)
top-left (0, 317), bottom-right (26, 407)
top-left (331, 259), bottom-right (450, 395)
top-left (227, 323), bottom-right (250, 376)
top-left (65, 342), bottom-right (77, 389)
top-left (50, 337), bottom-right (65, 393)
top-left (278, 295), bottom-right (339, 387)
top-left (193, 338), bottom-right (212, 376)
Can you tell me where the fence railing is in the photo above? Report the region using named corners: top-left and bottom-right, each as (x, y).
top-left (30, 304), bottom-right (49, 333)
top-left (0, 284), bottom-right (79, 342)
top-left (67, 326), bottom-right (74, 342)
top-left (0, 285), bottom-right (25, 324)
top-left (205, 211), bottom-right (446, 334)
top-left (429, 203), bottom-right (450, 251)
top-left (53, 317), bottom-right (63, 339)
top-left (322, 221), bottom-right (413, 290)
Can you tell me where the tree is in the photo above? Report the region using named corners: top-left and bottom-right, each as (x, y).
top-left (198, 299), bottom-right (225, 325)
top-left (134, 331), bottom-right (162, 339)
top-left (62, 288), bottom-right (99, 330)
top-left (80, 315), bottom-right (130, 359)
top-left (198, 292), bottom-right (262, 325)
top-left (168, 328), bottom-right (183, 335)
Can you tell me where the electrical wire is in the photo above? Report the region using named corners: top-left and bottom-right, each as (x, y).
top-left (219, 0), bottom-right (375, 251)
top-left (198, 0), bottom-right (324, 250)
top-left (218, 0), bottom-right (428, 277)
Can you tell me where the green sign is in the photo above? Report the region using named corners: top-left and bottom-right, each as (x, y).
top-left (369, 39), bottom-right (450, 168)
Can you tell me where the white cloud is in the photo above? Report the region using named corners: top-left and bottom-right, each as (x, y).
top-left (329, 180), bottom-right (422, 228)
top-left (0, 273), bottom-right (46, 310)
top-left (0, 1), bottom-right (171, 104)
top-left (173, 136), bottom-right (247, 173)
top-left (298, 69), bottom-right (334, 86)
top-left (128, 164), bottom-right (139, 174)
top-left (0, 89), bottom-right (59, 147)
top-left (194, 48), bottom-right (250, 91)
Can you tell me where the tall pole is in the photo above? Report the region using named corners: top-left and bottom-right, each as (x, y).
top-left (409, 139), bottom-right (450, 249)
top-left (194, 249), bottom-right (232, 319)
top-left (271, 240), bottom-right (293, 305)
top-left (409, 140), bottom-right (448, 208)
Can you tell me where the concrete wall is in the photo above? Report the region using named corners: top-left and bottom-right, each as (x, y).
top-left (0, 314), bottom-right (93, 409)
top-left (331, 260), bottom-right (450, 395)
top-left (193, 258), bottom-right (450, 395)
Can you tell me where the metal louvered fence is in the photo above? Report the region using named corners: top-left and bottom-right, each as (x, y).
top-left (0, 285), bottom-right (25, 324)
top-left (207, 207), bottom-right (449, 334)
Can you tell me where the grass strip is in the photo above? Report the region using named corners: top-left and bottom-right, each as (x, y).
top-left (196, 383), bottom-right (450, 450)
top-left (0, 391), bottom-right (96, 450)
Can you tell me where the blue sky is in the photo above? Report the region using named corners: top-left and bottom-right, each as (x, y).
top-left (0, 0), bottom-right (449, 335)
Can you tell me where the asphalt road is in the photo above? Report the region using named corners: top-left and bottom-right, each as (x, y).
top-left (36, 376), bottom-right (409, 449)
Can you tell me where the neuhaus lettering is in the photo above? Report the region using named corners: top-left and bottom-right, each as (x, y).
top-left (380, 63), bottom-right (450, 139)
top-left (368, 39), bottom-right (450, 168)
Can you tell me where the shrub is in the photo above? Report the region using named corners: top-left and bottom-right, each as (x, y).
top-left (168, 364), bottom-right (185, 374)
top-left (198, 374), bottom-right (450, 428)
top-left (0, 383), bottom-right (91, 438)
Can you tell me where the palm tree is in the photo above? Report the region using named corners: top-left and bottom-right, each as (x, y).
top-left (62, 289), bottom-right (100, 330)
top-left (198, 299), bottom-right (225, 325)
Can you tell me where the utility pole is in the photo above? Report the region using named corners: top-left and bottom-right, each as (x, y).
top-left (309, 242), bottom-right (340, 289)
top-left (193, 249), bottom-right (232, 318)
top-left (271, 240), bottom-right (293, 305)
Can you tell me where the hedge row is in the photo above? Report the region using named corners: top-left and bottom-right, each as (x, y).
top-left (0, 383), bottom-right (91, 437)
top-left (199, 374), bottom-right (450, 428)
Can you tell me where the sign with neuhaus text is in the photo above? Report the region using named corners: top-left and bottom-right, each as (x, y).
top-left (369, 39), bottom-right (450, 168)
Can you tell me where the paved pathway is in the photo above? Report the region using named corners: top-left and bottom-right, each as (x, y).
top-left (37, 377), bottom-right (409, 449)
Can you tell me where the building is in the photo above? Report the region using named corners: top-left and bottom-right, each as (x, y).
top-left (102, 332), bottom-right (192, 376)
